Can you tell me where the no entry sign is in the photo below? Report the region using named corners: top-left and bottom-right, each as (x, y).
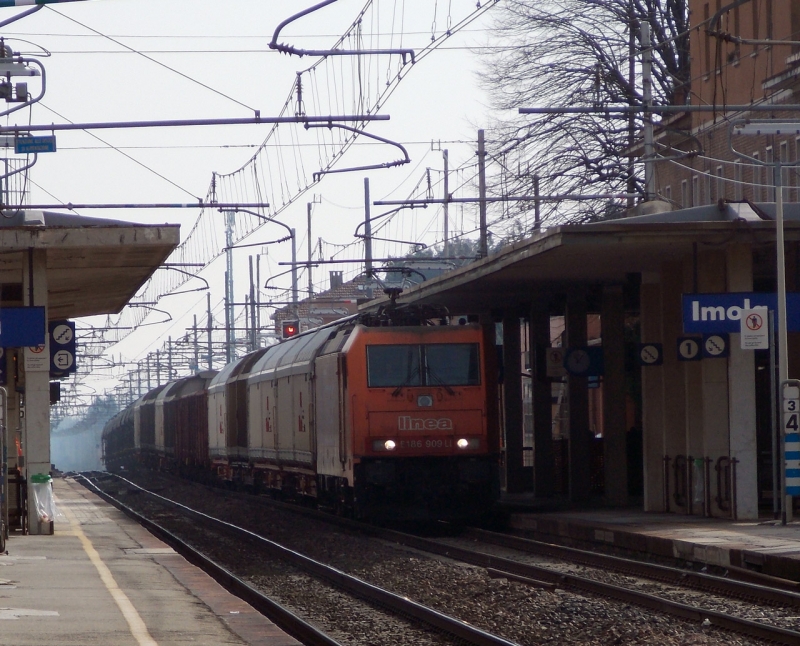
top-left (740, 308), bottom-right (769, 350)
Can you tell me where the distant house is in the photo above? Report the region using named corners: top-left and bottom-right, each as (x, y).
top-left (271, 271), bottom-right (377, 335)
top-left (271, 259), bottom-right (462, 336)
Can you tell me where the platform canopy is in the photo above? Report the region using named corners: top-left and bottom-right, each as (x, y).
top-left (378, 203), bottom-right (800, 313)
top-left (0, 210), bottom-right (180, 319)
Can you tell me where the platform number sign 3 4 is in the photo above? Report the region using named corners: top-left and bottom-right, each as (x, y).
top-left (783, 384), bottom-right (800, 497)
top-left (785, 386), bottom-right (800, 434)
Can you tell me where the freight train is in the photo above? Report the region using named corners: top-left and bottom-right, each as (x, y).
top-left (102, 314), bottom-right (501, 521)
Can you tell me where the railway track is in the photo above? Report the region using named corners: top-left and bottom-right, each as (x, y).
top-left (85, 470), bottom-right (800, 645)
top-left (458, 526), bottom-right (800, 603)
top-left (264, 502), bottom-right (800, 644)
top-left (212, 477), bottom-right (800, 619)
top-left (78, 473), bottom-right (518, 646)
top-left (384, 530), bottom-right (800, 645)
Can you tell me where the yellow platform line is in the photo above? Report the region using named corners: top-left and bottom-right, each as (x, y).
top-left (62, 503), bottom-right (158, 646)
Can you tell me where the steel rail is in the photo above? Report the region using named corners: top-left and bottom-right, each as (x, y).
top-left (266, 479), bottom-right (800, 605)
top-left (87, 473), bottom-right (520, 646)
top-left (196, 489), bottom-right (800, 644)
top-left (377, 532), bottom-right (800, 646)
top-left (462, 527), bottom-right (800, 606)
top-left (75, 475), bottom-right (342, 646)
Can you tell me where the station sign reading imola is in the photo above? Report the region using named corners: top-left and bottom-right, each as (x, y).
top-left (682, 293), bottom-right (800, 334)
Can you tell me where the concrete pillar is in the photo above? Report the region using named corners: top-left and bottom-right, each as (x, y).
top-left (530, 304), bottom-right (554, 497)
top-left (503, 315), bottom-right (526, 493)
top-left (602, 285), bottom-right (627, 506)
top-left (698, 250), bottom-right (731, 517)
top-left (22, 249), bottom-right (51, 535)
top-left (482, 322), bottom-right (502, 459)
top-left (661, 261), bottom-right (689, 512)
top-left (640, 273), bottom-right (666, 511)
top-left (787, 242), bottom-right (800, 379)
top-left (727, 244), bottom-right (757, 519)
top-left (566, 291), bottom-right (590, 502)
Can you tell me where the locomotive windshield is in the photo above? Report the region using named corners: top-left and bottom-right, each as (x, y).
top-left (425, 343), bottom-right (480, 386)
top-left (366, 345), bottom-right (422, 387)
top-left (367, 343), bottom-right (480, 388)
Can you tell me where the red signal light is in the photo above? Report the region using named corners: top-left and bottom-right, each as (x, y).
top-left (282, 320), bottom-right (299, 339)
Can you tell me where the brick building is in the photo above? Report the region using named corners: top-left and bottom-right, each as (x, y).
top-left (654, 0), bottom-right (800, 206)
top-left (271, 260), bottom-right (459, 337)
top-left (271, 271), bottom-right (375, 336)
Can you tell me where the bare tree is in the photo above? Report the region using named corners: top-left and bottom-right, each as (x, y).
top-left (479, 0), bottom-right (689, 228)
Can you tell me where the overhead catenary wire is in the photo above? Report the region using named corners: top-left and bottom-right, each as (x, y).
top-left (46, 5), bottom-right (259, 115)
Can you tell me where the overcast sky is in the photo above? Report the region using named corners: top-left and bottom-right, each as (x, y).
top-left (0, 0), bottom-right (500, 406)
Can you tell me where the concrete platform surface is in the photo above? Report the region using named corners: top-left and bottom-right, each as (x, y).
top-left (0, 477), bottom-right (300, 646)
top-left (509, 507), bottom-right (800, 580)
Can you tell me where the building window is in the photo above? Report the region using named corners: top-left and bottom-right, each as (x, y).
top-left (734, 160), bottom-right (743, 200)
top-left (753, 152), bottom-right (761, 202)
top-left (766, 146), bottom-right (775, 201)
top-left (752, 0), bottom-right (759, 42)
top-left (704, 3), bottom-right (711, 76)
top-left (781, 141), bottom-right (789, 202)
top-left (692, 175), bottom-right (699, 206)
top-left (665, 185), bottom-right (672, 202)
top-left (681, 179), bottom-right (688, 207)
top-left (766, 0), bottom-right (773, 42)
top-left (795, 137), bottom-right (800, 201)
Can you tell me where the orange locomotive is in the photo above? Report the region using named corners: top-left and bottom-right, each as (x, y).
top-left (314, 322), bottom-right (500, 520)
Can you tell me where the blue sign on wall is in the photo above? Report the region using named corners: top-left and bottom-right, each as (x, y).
top-left (49, 320), bottom-right (76, 377)
top-left (681, 293), bottom-right (800, 334)
top-left (0, 307), bottom-right (45, 347)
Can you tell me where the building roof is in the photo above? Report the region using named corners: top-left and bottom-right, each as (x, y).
top-left (271, 273), bottom-right (374, 322)
top-left (0, 210), bottom-right (179, 319)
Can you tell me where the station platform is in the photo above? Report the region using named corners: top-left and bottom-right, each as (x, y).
top-left (508, 506), bottom-right (800, 582)
top-left (0, 477), bottom-right (299, 646)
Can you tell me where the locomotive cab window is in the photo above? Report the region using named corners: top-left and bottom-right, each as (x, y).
top-left (425, 343), bottom-right (480, 386)
top-left (367, 345), bottom-right (422, 387)
top-left (366, 343), bottom-right (480, 387)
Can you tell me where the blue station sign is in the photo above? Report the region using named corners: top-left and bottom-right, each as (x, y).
top-left (0, 307), bottom-right (45, 346)
top-left (15, 135), bottom-right (56, 154)
top-left (682, 293), bottom-right (800, 334)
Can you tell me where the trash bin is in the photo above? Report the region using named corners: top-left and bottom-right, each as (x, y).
top-left (30, 473), bottom-right (55, 525)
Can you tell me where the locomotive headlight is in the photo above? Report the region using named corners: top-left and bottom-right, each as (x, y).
top-left (457, 438), bottom-right (470, 449)
top-left (372, 439), bottom-right (397, 451)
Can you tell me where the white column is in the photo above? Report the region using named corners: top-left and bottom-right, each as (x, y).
top-left (699, 251), bottom-right (731, 517)
top-left (22, 249), bottom-right (51, 535)
top-left (727, 244), bottom-right (758, 519)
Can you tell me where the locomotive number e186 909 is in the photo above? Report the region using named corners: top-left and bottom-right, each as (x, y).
top-left (397, 438), bottom-right (454, 449)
